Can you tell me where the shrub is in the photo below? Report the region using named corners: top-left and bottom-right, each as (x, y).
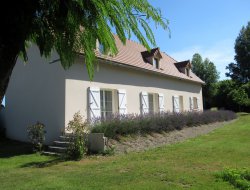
top-left (217, 168), bottom-right (250, 190)
top-left (27, 122), bottom-right (46, 152)
top-left (66, 112), bottom-right (89, 160)
top-left (91, 110), bottom-right (237, 139)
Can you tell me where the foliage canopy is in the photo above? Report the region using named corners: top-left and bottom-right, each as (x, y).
top-left (0, 0), bottom-right (169, 104)
top-left (20, 0), bottom-right (168, 78)
top-left (226, 22), bottom-right (250, 83)
top-left (191, 53), bottom-right (219, 109)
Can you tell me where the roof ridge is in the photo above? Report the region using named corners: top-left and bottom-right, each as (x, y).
top-left (161, 51), bottom-right (178, 63)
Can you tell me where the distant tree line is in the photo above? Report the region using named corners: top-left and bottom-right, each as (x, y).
top-left (191, 21), bottom-right (250, 112)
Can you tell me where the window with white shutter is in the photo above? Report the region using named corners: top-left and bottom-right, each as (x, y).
top-left (89, 87), bottom-right (101, 121)
top-left (118, 89), bottom-right (127, 115)
top-left (158, 93), bottom-right (164, 112)
top-left (141, 92), bottom-right (149, 114)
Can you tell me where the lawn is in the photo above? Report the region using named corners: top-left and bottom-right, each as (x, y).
top-left (0, 113), bottom-right (249, 190)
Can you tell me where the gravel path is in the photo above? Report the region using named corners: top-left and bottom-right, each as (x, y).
top-left (108, 121), bottom-right (234, 154)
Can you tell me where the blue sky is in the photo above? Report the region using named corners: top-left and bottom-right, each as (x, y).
top-left (132, 0), bottom-right (250, 80)
top-left (1, 1), bottom-right (249, 106)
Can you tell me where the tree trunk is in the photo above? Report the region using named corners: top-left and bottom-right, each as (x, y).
top-left (0, 45), bottom-right (19, 105)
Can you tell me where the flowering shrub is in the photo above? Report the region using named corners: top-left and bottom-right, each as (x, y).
top-left (66, 112), bottom-right (89, 160)
top-left (27, 122), bottom-right (46, 152)
top-left (91, 110), bottom-right (237, 139)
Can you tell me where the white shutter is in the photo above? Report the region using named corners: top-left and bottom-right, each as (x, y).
top-left (118, 89), bottom-right (127, 115)
top-left (89, 87), bottom-right (101, 120)
top-left (173, 96), bottom-right (180, 113)
top-left (197, 97), bottom-right (200, 111)
top-left (189, 97), bottom-right (193, 111)
top-left (141, 92), bottom-right (149, 114)
top-left (158, 93), bottom-right (164, 113)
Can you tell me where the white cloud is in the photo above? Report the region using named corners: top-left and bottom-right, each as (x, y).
top-left (169, 39), bottom-right (235, 80)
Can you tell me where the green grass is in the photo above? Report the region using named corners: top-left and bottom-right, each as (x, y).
top-left (0, 113), bottom-right (249, 190)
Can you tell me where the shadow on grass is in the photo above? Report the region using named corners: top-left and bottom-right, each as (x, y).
top-left (0, 139), bottom-right (33, 158)
top-left (20, 157), bottom-right (65, 168)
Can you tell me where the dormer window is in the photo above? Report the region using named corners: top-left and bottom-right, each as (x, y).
top-left (153, 58), bottom-right (159, 69)
top-left (141, 47), bottom-right (162, 69)
top-left (174, 60), bottom-right (192, 77)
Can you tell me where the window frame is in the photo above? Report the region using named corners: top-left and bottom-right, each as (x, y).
top-left (152, 58), bottom-right (159, 69)
top-left (193, 97), bottom-right (198, 110)
top-left (186, 68), bottom-right (190, 76)
top-left (148, 93), bottom-right (159, 114)
top-left (100, 89), bottom-right (116, 119)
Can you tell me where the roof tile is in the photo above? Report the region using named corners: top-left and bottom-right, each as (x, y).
top-left (96, 35), bottom-right (204, 84)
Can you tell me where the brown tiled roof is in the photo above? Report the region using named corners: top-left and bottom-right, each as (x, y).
top-left (95, 35), bottom-right (204, 84)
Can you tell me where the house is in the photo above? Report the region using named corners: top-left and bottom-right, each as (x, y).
top-left (4, 36), bottom-right (204, 143)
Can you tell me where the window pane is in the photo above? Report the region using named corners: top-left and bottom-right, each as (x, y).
top-left (193, 97), bottom-right (198, 109)
top-left (99, 43), bottom-right (104, 54)
top-left (153, 59), bottom-right (156, 68)
top-left (100, 90), bottom-right (113, 119)
top-left (148, 94), bottom-right (154, 114)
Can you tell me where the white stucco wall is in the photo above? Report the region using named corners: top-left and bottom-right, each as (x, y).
top-left (5, 46), bottom-right (203, 144)
top-left (5, 46), bottom-right (66, 143)
top-left (65, 58), bottom-right (203, 125)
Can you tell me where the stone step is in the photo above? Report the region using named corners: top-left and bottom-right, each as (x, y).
top-left (54, 140), bottom-right (70, 147)
top-left (49, 146), bottom-right (67, 153)
top-left (42, 151), bottom-right (62, 156)
top-left (59, 135), bottom-right (72, 142)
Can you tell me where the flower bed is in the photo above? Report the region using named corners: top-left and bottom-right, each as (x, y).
top-left (91, 110), bottom-right (237, 139)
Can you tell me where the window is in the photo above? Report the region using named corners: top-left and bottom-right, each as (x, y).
top-left (148, 93), bottom-right (159, 114)
top-left (193, 97), bottom-right (198, 110)
top-left (173, 95), bottom-right (184, 113)
top-left (100, 90), bottom-right (113, 119)
top-left (186, 68), bottom-right (190, 76)
top-left (179, 96), bottom-right (184, 112)
top-left (148, 93), bottom-right (154, 114)
top-left (153, 58), bottom-right (159, 69)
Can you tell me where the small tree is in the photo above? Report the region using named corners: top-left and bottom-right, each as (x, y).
top-left (226, 22), bottom-right (250, 83)
top-left (191, 53), bottom-right (220, 109)
top-left (215, 80), bottom-right (250, 112)
top-left (66, 112), bottom-right (89, 160)
top-left (27, 122), bottom-right (46, 152)
top-left (228, 88), bottom-right (249, 111)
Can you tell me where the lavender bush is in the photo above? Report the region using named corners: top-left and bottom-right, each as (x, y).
top-left (91, 110), bottom-right (237, 139)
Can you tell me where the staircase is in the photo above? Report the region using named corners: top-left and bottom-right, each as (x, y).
top-left (42, 133), bottom-right (107, 156)
top-left (43, 135), bottom-right (71, 156)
